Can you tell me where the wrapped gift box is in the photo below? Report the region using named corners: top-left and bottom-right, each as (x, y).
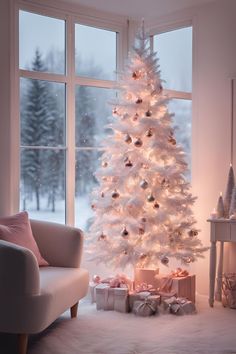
top-left (129, 291), bottom-right (151, 310)
top-left (134, 268), bottom-right (159, 289)
top-left (114, 288), bottom-right (129, 313)
top-left (89, 281), bottom-right (99, 303)
top-left (172, 275), bottom-right (196, 303)
top-left (163, 296), bottom-right (196, 315)
top-left (96, 284), bottom-right (115, 311)
top-left (156, 274), bottom-right (196, 303)
top-left (133, 298), bottom-right (157, 317)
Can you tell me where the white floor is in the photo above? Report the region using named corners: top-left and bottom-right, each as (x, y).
top-left (1, 295), bottom-right (236, 354)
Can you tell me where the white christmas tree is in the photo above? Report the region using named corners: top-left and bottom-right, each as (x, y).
top-left (88, 25), bottom-right (208, 270)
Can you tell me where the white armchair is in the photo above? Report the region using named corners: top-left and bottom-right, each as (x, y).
top-left (0, 219), bottom-right (89, 354)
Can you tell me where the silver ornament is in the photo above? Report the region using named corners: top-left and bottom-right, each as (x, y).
top-left (140, 179), bottom-right (148, 189)
top-left (147, 194), bottom-right (155, 202)
top-left (161, 255), bottom-right (169, 265)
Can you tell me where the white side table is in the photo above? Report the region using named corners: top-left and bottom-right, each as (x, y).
top-left (208, 219), bottom-right (236, 307)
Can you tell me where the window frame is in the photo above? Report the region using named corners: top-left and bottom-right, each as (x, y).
top-left (14, 0), bottom-right (127, 225)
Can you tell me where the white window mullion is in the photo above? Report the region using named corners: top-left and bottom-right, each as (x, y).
top-left (65, 14), bottom-right (76, 226)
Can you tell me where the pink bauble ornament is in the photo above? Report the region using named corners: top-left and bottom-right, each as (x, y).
top-left (93, 275), bottom-right (101, 284)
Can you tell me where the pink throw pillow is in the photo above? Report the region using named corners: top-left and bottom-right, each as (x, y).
top-left (0, 211), bottom-right (48, 266)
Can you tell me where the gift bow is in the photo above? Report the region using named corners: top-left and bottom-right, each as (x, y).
top-left (136, 298), bottom-right (156, 313)
top-left (156, 268), bottom-right (189, 293)
top-left (135, 282), bottom-right (155, 293)
top-left (109, 273), bottom-right (132, 289)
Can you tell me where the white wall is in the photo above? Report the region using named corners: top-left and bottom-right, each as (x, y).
top-left (149, 0), bottom-right (236, 294)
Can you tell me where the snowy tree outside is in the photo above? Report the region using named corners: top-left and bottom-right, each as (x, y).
top-left (19, 10), bottom-right (193, 235)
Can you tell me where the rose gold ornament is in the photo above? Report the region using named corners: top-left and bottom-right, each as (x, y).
top-left (160, 255), bottom-right (169, 265)
top-left (134, 137), bottom-right (143, 147)
top-left (188, 229), bottom-right (198, 237)
top-left (112, 190), bottom-right (120, 199)
top-left (141, 217), bottom-right (147, 223)
top-left (139, 253), bottom-right (147, 259)
top-left (98, 233), bottom-right (106, 241)
top-left (146, 128), bottom-right (153, 137)
top-left (136, 98), bottom-right (142, 104)
top-left (112, 107), bottom-right (118, 116)
top-left (145, 110), bottom-right (152, 117)
top-left (101, 192), bottom-right (104, 198)
top-left (121, 227), bottom-right (129, 237)
top-left (153, 202), bottom-right (160, 209)
top-left (133, 113), bottom-right (139, 121)
top-left (125, 160), bottom-right (133, 167)
top-left (102, 161), bottom-right (108, 167)
top-left (168, 136), bottom-right (176, 145)
top-left (124, 134), bottom-right (132, 144)
top-left (138, 227), bottom-right (145, 235)
top-left (93, 275), bottom-right (101, 284)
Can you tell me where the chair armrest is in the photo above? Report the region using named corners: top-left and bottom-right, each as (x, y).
top-left (30, 219), bottom-right (84, 268)
top-left (0, 240), bottom-right (40, 297)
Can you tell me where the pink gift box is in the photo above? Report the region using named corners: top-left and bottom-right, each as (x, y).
top-left (156, 274), bottom-right (196, 303)
top-left (134, 268), bottom-right (159, 289)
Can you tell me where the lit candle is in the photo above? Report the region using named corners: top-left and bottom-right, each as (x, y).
top-left (210, 208), bottom-right (217, 219)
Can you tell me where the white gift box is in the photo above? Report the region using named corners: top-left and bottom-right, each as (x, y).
top-left (89, 281), bottom-right (99, 303)
top-left (96, 284), bottom-right (115, 311)
top-left (114, 288), bottom-right (129, 313)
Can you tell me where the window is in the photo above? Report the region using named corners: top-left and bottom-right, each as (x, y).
top-left (19, 9), bottom-right (119, 227)
top-left (153, 26), bottom-right (192, 176)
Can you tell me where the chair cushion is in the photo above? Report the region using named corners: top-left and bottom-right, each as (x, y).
top-left (39, 267), bottom-right (89, 321)
top-left (0, 211), bottom-right (48, 266)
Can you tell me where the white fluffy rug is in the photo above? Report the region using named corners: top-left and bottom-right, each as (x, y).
top-left (1, 295), bottom-right (236, 354)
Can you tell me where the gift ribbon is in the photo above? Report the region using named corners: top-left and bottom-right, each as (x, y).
top-left (135, 282), bottom-right (155, 293)
top-left (157, 268), bottom-right (189, 293)
top-left (136, 298), bottom-right (156, 313)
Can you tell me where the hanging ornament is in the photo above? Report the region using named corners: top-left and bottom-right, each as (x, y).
top-left (124, 134), bottom-right (132, 144)
top-left (168, 136), bottom-right (176, 145)
top-left (160, 255), bottom-right (169, 265)
top-left (140, 179), bottom-right (148, 189)
top-left (145, 110), bottom-right (152, 117)
top-left (125, 160), bottom-right (133, 167)
top-left (138, 227), bottom-right (145, 235)
top-left (134, 137), bottom-right (143, 147)
top-left (188, 229), bottom-right (198, 237)
top-left (102, 161), bottom-right (108, 168)
top-left (112, 190), bottom-right (120, 199)
top-left (141, 217), bottom-right (147, 223)
top-left (139, 253), bottom-right (147, 260)
top-left (133, 113), bottom-right (139, 121)
top-left (146, 128), bottom-right (153, 137)
top-left (153, 202), bottom-right (160, 209)
top-left (112, 107), bottom-right (118, 116)
top-left (123, 250), bottom-right (128, 255)
top-left (136, 98), bottom-right (142, 104)
top-left (157, 84), bottom-right (163, 94)
top-left (121, 227), bottom-right (129, 238)
top-left (182, 256), bottom-right (194, 264)
top-left (132, 70), bottom-right (141, 80)
top-left (147, 194), bottom-right (155, 202)
top-left (98, 233), bottom-right (107, 241)
top-left (161, 178), bottom-right (170, 188)
top-left (93, 275), bottom-right (101, 284)
top-left (91, 204), bottom-right (96, 210)
top-left (101, 192), bottom-right (105, 198)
